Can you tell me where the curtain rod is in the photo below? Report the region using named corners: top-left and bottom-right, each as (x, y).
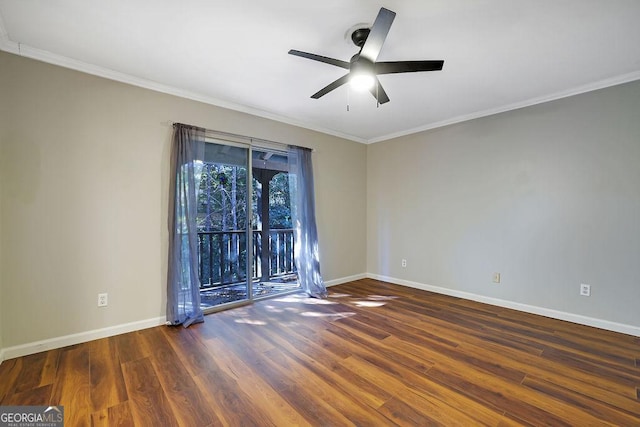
top-left (170, 122), bottom-right (313, 152)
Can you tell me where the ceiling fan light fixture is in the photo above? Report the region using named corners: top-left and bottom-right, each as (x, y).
top-left (349, 72), bottom-right (375, 91)
top-left (349, 56), bottom-right (375, 91)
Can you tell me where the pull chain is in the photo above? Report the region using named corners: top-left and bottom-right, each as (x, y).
top-left (347, 85), bottom-right (350, 112)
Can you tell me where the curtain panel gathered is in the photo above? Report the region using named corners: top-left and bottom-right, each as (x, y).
top-left (167, 124), bottom-right (205, 326)
top-left (288, 146), bottom-right (327, 298)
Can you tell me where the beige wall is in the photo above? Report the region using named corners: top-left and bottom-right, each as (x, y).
top-left (367, 80), bottom-right (640, 328)
top-left (0, 101), bottom-right (4, 355)
top-left (0, 51), bottom-right (366, 349)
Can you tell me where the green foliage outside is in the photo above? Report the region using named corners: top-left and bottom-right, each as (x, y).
top-left (196, 163), bottom-right (292, 232)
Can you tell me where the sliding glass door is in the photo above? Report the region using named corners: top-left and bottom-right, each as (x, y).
top-left (195, 141), bottom-right (300, 311)
top-left (197, 142), bottom-right (251, 309)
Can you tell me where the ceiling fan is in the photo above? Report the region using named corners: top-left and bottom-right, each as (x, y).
top-left (288, 7), bottom-right (444, 105)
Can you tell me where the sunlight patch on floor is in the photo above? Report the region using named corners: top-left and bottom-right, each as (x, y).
top-left (354, 300), bottom-right (386, 308)
top-left (366, 295), bottom-right (399, 300)
top-left (328, 293), bottom-right (352, 298)
top-left (274, 295), bottom-right (338, 305)
top-left (300, 311), bottom-right (356, 319)
top-left (234, 318), bottom-right (267, 325)
top-left (264, 305), bottom-right (284, 313)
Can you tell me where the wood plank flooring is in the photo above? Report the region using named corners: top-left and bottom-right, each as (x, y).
top-left (1, 278), bottom-right (639, 426)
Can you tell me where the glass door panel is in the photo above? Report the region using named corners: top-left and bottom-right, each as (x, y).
top-left (197, 142), bottom-right (251, 309)
top-left (251, 149), bottom-right (300, 299)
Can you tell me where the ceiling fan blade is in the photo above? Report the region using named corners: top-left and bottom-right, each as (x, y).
top-left (369, 77), bottom-right (390, 104)
top-left (359, 7), bottom-right (396, 63)
top-left (375, 60), bottom-right (444, 74)
top-left (311, 74), bottom-right (350, 99)
top-left (288, 50), bottom-right (350, 69)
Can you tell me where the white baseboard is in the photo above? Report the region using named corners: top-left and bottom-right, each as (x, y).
top-left (325, 273), bottom-right (367, 288)
top-left (5, 271), bottom-right (633, 364)
top-left (0, 273), bottom-right (366, 364)
top-left (367, 273), bottom-right (640, 337)
top-left (1, 316), bottom-right (167, 362)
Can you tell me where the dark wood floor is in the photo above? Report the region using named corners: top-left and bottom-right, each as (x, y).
top-left (1, 279), bottom-right (639, 426)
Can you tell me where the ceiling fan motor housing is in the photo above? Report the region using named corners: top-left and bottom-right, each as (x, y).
top-left (351, 28), bottom-right (371, 47)
top-left (350, 55), bottom-right (374, 75)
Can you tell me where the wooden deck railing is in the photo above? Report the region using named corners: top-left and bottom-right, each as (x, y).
top-left (197, 229), bottom-right (295, 288)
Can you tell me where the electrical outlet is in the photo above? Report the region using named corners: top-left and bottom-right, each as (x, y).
top-left (580, 284), bottom-right (591, 297)
top-left (98, 293), bottom-right (108, 307)
top-left (401, 259), bottom-right (407, 268)
top-left (493, 272), bottom-right (501, 283)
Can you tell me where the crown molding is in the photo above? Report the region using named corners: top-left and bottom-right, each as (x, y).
top-left (1, 10), bottom-right (638, 146)
top-left (0, 36), bottom-right (366, 145)
top-left (368, 70), bottom-right (640, 144)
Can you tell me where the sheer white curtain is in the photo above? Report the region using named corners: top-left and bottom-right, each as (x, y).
top-left (288, 146), bottom-right (327, 298)
top-left (167, 124), bottom-right (205, 326)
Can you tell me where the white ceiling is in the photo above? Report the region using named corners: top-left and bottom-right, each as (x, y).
top-left (1, 1), bottom-right (639, 143)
